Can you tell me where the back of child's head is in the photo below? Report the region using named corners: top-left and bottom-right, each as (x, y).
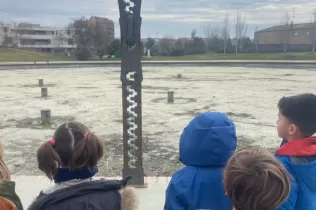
top-left (223, 146), bottom-right (290, 210)
top-left (0, 141), bottom-right (10, 180)
top-left (278, 93), bottom-right (316, 137)
top-left (37, 122), bottom-right (104, 180)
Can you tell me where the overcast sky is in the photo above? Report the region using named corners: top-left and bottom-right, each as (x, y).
top-left (1, 0), bottom-right (316, 38)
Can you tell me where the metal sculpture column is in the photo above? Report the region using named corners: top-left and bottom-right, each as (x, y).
top-left (118, 0), bottom-right (145, 186)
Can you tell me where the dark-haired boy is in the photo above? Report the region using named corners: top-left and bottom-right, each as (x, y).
top-left (275, 93), bottom-right (316, 210)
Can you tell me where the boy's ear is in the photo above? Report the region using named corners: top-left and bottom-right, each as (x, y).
top-left (288, 124), bottom-right (298, 135)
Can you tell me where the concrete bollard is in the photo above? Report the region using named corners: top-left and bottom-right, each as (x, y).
top-left (177, 74), bottom-right (182, 79)
top-left (41, 109), bottom-right (51, 125)
top-left (167, 91), bottom-right (174, 103)
top-left (38, 79), bottom-right (44, 87)
top-left (41, 87), bottom-right (48, 97)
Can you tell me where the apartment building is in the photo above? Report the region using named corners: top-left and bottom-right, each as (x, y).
top-left (0, 23), bottom-right (75, 53)
top-left (89, 16), bottom-right (115, 41)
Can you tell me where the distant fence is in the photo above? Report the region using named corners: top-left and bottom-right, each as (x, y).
top-left (215, 44), bottom-right (315, 54)
top-left (250, 44), bottom-right (314, 53)
top-left (220, 44), bottom-right (315, 54)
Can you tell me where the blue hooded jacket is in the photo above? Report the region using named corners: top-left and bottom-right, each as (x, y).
top-left (276, 139), bottom-right (316, 210)
top-left (164, 112), bottom-right (237, 210)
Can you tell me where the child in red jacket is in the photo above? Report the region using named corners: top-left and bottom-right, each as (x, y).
top-left (275, 93), bottom-right (316, 210)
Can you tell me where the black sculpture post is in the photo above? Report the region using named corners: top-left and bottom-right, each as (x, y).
top-left (118, 0), bottom-right (145, 186)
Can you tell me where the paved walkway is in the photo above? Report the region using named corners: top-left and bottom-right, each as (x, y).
top-left (1, 60), bottom-right (315, 70)
top-left (13, 176), bottom-right (169, 210)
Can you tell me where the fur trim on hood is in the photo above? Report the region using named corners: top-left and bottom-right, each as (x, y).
top-left (120, 187), bottom-right (139, 210)
top-left (0, 197), bottom-right (18, 210)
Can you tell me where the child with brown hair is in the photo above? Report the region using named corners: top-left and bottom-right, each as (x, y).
top-left (28, 121), bottom-right (138, 210)
top-left (0, 141), bottom-right (23, 210)
top-left (224, 146), bottom-right (291, 210)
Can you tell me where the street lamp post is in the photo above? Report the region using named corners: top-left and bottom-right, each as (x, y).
top-left (118, 0), bottom-right (145, 186)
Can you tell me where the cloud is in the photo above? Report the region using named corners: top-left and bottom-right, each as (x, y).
top-left (0, 0), bottom-right (316, 38)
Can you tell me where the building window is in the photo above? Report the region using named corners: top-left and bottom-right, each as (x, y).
top-left (307, 32), bottom-right (310, 35)
top-left (294, 32), bottom-right (298, 36)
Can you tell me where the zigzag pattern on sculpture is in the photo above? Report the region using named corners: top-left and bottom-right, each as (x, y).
top-left (126, 72), bottom-right (138, 168)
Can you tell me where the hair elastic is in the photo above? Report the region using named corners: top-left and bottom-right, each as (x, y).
top-left (49, 138), bottom-right (56, 145)
top-left (84, 132), bottom-right (89, 137)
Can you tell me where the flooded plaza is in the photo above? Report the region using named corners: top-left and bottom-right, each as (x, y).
top-left (0, 65), bottom-right (315, 177)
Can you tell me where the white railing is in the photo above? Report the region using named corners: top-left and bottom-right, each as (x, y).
top-left (6, 33), bottom-right (72, 40)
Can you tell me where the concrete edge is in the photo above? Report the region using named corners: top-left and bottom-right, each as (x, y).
top-left (0, 60), bottom-right (315, 70)
top-left (1, 60), bottom-right (316, 65)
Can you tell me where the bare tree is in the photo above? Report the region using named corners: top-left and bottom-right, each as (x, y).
top-left (68, 17), bottom-right (99, 49)
top-left (11, 22), bottom-right (28, 47)
top-left (254, 26), bottom-right (259, 52)
top-left (202, 23), bottom-right (212, 50)
top-left (191, 29), bottom-right (197, 39)
top-left (312, 9), bottom-right (316, 52)
top-left (0, 22), bottom-right (26, 48)
top-left (221, 13), bottom-right (230, 54)
top-left (157, 36), bottom-right (174, 56)
top-left (174, 38), bottom-right (184, 51)
top-left (211, 26), bottom-right (220, 39)
top-left (202, 23), bottom-right (220, 51)
top-left (0, 22), bottom-right (8, 47)
top-left (241, 24), bottom-right (248, 50)
top-left (280, 11), bottom-right (291, 52)
top-left (234, 11), bottom-right (247, 54)
top-left (202, 23), bottom-right (212, 38)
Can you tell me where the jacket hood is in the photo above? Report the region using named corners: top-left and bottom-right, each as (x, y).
top-left (28, 179), bottom-right (126, 210)
top-left (288, 159), bottom-right (316, 192)
top-left (277, 137), bottom-right (316, 192)
top-left (179, 112), bottom-right (237, 166)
